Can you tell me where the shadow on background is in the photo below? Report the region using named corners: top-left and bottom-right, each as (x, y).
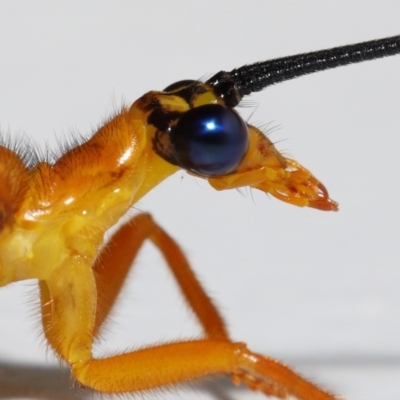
top-left (0, 361), bottom-right (88, 400)
top-left (0, 360), bottom-right (244, 400)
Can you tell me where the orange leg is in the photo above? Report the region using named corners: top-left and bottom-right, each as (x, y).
top-left (39, 213), bottom-right (339, 399)
top-left (71, 340), bottom-right (338, 399)
top-left (40, 213), bottom-right (228, 347)
top-left (92, 213), bottom-right (229, 340)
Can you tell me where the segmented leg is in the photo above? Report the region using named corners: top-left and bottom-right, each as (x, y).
top-left (92, 212), bottom-right (229, 339)
top-left (39, 213), bottom-right (339, 399)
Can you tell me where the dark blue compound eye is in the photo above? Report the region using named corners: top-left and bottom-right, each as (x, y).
top-left (170, 104), bottom-right (249, 176)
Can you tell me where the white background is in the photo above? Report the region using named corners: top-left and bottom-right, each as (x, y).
top-left (0, 2), bottom-right (399, 400)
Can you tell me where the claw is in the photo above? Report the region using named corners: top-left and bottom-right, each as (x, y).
top-left (233, 348), bottom-right (341, 400)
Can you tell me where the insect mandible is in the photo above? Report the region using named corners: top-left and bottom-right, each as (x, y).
top-left (0, 35), bottom-right (399, 399)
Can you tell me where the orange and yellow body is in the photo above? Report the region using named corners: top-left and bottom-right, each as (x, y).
top-left (0, 80), bottom-right (339, 399)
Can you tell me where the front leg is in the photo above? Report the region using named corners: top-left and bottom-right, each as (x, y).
top-left (38, 229), bottom-right (339, 399)
top-left (92, 213), bottom-right (229, 340)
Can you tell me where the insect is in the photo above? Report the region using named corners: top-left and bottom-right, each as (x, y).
top-left (0, 35), bottom-right (399, 399)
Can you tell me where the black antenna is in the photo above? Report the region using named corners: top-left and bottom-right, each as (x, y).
top-left (207, 35), bottom-right (400, 107)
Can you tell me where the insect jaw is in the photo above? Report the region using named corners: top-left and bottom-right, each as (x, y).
top-left (206, 125), bottom-right (339, 211)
